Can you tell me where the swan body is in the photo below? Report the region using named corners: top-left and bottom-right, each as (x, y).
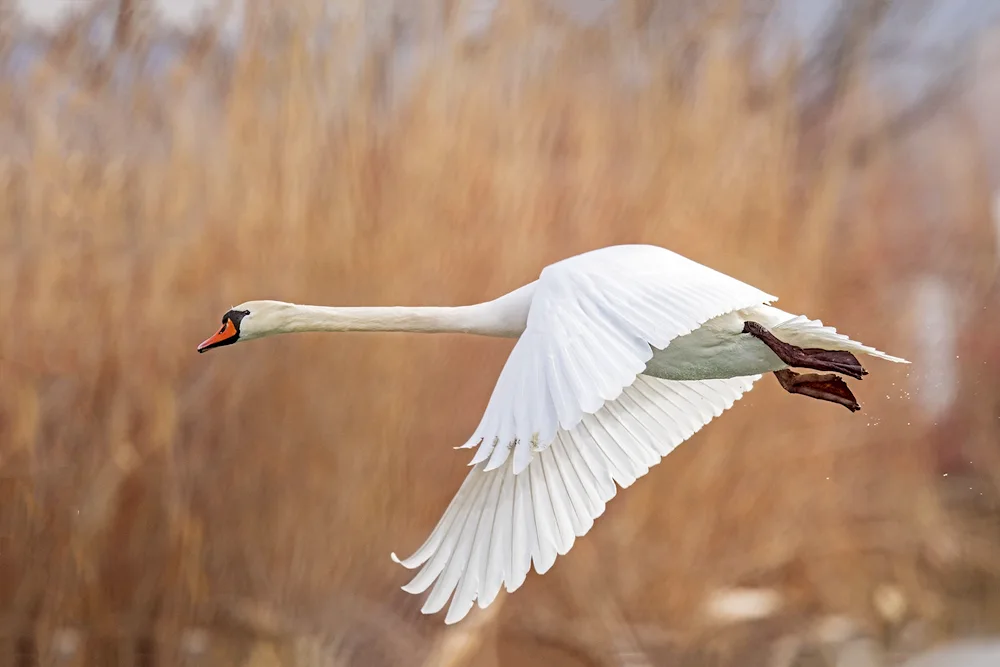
top-left (197, 244), bottom-right (908, 624)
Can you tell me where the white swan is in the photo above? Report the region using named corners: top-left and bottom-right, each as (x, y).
top-left (197, 244), bottom-right (908, 624)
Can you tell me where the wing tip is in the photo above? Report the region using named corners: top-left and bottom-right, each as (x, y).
top-left (420, 598), bottom-right (445, 616)
top-left (477, 592), bottom-right (499, 610)
top-left (391, 551), bottom-right (422, 570)
top-left (401, 581), bottom-right (425, 594)
top-left (444, 603), bottom-right (474, 625)
top-left (865, 350), bottom-right (910, 364)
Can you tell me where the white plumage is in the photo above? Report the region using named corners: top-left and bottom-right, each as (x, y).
top-left (388, 245), bottom-right (904, 624)
top-left (197, 244), bottom-right (908, 625)
top-left (394, 374), bottom-right (759, 623)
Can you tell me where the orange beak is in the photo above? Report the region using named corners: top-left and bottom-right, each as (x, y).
top-left (197, 318), bottom-right (238, 353)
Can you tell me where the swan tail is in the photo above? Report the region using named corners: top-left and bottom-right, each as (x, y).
top-left (741, 305), bottom-right (909, 364)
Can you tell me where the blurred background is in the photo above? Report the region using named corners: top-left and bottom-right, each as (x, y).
top-left (2, 0), bottom-right (1000, 665)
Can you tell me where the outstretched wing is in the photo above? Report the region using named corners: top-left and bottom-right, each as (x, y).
top-left (466, 245), bottom-right (776, 473)
top-left (392, 245), bottom-right (777, 623)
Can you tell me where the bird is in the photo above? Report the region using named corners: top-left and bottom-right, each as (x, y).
top-left (197, 244), bottom-right (907, 624)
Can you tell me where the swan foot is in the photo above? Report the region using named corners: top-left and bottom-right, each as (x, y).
top-left (773, 369), bottom-right (861, 412)
top-left (742, 321), bottom-right (868, 380)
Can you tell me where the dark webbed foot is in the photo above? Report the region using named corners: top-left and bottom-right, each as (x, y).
top-left (743, 321), bottom-right (868, 380)
top-left (773, 369), bottom-right (861, 412)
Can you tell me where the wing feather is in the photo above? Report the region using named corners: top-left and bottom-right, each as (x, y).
top-left (395, 375), bottom-right (761, 623)
top-left (465, 246), bottom-right (775, 471)
top-left (392, 245), bottom-right (777, 623)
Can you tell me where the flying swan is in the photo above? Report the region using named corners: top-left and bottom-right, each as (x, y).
top-left (197, 244), bottom-right (907, 624)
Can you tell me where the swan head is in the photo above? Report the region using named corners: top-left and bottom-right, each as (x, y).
top-left (196, 300), bottom-right (295, 353)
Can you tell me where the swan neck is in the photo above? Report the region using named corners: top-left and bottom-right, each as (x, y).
top-left (281, 304), bottom-right (493, 335)
top-left (271, 283), bottom-right (536, 338)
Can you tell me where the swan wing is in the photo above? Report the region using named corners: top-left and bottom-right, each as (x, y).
top-left (393, 244), bottom-right (777, 623)
top-left (466, 245), bottom-right (777, 469)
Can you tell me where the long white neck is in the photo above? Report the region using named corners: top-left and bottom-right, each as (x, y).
top-left (266, 282), bottom-right (535, 339)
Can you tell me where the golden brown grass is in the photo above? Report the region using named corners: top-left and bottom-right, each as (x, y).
top-left (1, 1), bottom-right (999, 665)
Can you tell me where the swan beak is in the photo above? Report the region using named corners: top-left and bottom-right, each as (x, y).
top-left (197, 318), bottom-right (239, 353)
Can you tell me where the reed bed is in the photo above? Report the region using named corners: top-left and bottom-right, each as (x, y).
top-left (1, 1), bottom-right (998, 665)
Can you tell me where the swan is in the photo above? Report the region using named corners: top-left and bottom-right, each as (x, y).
top-left (197, 244), bottom-right (908, 624)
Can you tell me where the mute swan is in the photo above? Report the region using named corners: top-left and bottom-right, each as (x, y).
top-left (197, 244), bottom-right (907, 624)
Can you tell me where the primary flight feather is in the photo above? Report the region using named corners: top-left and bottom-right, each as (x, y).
top-left (197, 244), bottom-right (908, 624)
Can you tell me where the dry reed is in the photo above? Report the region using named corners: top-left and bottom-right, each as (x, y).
top-left (1, 1), bottom-right (998, 665)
